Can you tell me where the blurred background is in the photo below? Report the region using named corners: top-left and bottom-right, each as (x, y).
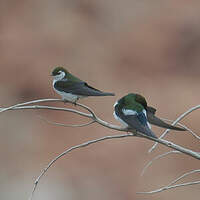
top-left (0, 0), bottom-right (200, 199)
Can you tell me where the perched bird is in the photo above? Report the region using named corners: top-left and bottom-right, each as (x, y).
top-left (51, 66), bottom-right (115, 103)
top-left (113, 93), bottom-right (186, 138)
top-left (114, 93), bottom-right (157, 138)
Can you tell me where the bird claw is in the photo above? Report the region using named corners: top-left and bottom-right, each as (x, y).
top-left (63, 99), bottom-right (70, 104)
top-left (62, 99), bottom-right (78, 106)
top-left (72, 101), bottom-right (77, 106)
top-left (72, 98), bottom-right (80, 106)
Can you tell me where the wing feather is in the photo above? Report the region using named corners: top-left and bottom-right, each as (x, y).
top-left (115, 105), bottom-right (157, 138)
top-left (54, 80), bottom-right (114, 96)
top-left (147, 106), bottom-right (186, 131)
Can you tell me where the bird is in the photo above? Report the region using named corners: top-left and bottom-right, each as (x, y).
top-left (51, 66), bottom-right (115, 103)
top-left (113, 93), bottom-right (186, 138)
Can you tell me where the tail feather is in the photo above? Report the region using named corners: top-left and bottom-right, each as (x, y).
top-left (89, 91), bottom-right (115, 96)
top-left (147, 112), bottom-right (186, 131)
top-left (99, 92), bottom-right (115, 96)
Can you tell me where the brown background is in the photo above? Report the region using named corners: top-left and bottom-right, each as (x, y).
top-left (0, 1), bottom-right (200, 199)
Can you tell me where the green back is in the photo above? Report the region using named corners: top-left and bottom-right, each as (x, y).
top-left (119, 93), bottom-right (147, 112)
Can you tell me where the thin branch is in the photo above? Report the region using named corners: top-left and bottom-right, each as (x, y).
top-left (141, 151), bottom-right (181, 176)
top-left (160, 118), bottom-right (188, 129)
top-left (1, 99), bottom-right (200, 159)
top-left (0, 99), bottom-right (127, 132)
top-left (75, 102), bottom-right (97, 118)
top-left (149, 105), bottom-right (200, 153)
top-left (0, 98), bottom-right (62, 113)
top-left (139, 169), bottom-right (200, 194)
top-left (137, 181), bottom-right (200, 194)
top-left (18, 105), bottom-right (92, 117)
top-left (167, 169), bottom-right (200, 187)
top-left (28, 133), bottom-right (135, 200)
top-left (37, 115), bottom-right (96, 128)
top-left (1, 99), bottom-right (200, 198)
top-left (28, 131), bottom-right (200, 200)
top-left (161, 118), bottom-right (200, 140)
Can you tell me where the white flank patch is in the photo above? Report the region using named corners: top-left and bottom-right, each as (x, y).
top-left (142, 109), bottom-right (151, 129)
top-left (142, 109), bottom-right (147, 116)
top-left (122, 109), bottom-right (137, 115)
top-left (113, 101), bottom-right (118, 107)
top-left (55, 91), bottom-right (81, 102)
top-left (147, 122), bottom-right (151, 129)
top-left (113, 111), bottom-right (129, 128)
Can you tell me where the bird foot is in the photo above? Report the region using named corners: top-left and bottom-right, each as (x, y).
top-left (62, 99), bottom-right (75, 105)
top-left (72, 98), bottom-right (80, 106)
top-left (72, 101), bottom-right (77, 106)
top-left (62, 98), bottom-right (79, 106)
top-left (63, 99), bottom-right (70, 104)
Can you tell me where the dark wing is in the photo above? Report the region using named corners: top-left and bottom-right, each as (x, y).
top-left (146, 106), bottom-right (157, 115)
top-left (115, 107), bottom-right (157, 138)
top-left (147, 106), bottom-right (186, 131)
top-left (123, 115), bottom-right (157, 138)
top-left (54, 80), bottom-right (114, 96)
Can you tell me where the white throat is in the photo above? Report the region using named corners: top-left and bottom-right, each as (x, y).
top-left (54, 71), bottom-right (66, 81)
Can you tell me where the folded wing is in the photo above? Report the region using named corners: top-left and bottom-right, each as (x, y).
top-left (146, 106), bottom-right (186, 131)
top-left (54, 80), bottom-right (115, 96)
top-left (115, 106), bottom-right (157, 138)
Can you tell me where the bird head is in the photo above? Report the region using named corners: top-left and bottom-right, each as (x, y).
top-left (51, 66), bottom-right (81, 82)
top-left (118, 93), bottom-right (147, 112)
top-left (51, 66), bottom-right (68, 80)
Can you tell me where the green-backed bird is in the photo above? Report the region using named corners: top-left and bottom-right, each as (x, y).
top-left (51, 66), bottom-right (115, 103)
top-left (113, 93), bottom-right (186, 138)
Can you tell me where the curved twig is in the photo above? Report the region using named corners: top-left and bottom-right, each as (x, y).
top-left (141, 151), bottom-right (181, 176)
top-left (15, 105), bottom-right (92, 118)
top-left (0, 101), bottom-right (125, 132)
top-left (138, 169), bottom-right (200, 194)
top-left (0, 99), bottom-right (200, 199)
top-left (137, 181), bottom-right (200, 194)
top-left (0, 98), bottom-right (62, 113)
top-left (75, 102), bottom-right (97, 118)
top-left (161, 118), bottom-right (200, 140)
top-left (37, 114), bottom-right (96, 128)
top-left (167, 169), bottom-right (200, 187)
top-left (149, 105), bottom-right (200, 153)
top-left (28, 133), bottom-right (135, 200)
top-left (1, 99), bottom-right (199, 159)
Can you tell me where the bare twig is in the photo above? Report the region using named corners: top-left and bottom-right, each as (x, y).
top-left (149, 105), bottom-right (200, 153)
top-left (75, 102), bottom-right (97, 118)
top-left (137, 181), bottom-right (200, 194)
top-left (0, 99), bottom-right (199, 199)
top-left (14, 105), bottom-right (92, 118)
top-left (0, 100), bottom-right (125, 132)
top-left (0, 98), bottom-right (62, 113)
top-left (37, 114), bottom-right (96, 128)
top-left (167, 169), bottom-right (200, 187)
top-left (1, 99), bottom-right (199, 159)
top-left (161, 118), bottom-right (200, 140)
top-left (28, 133), bottom-right (135, 200)
top-left (138, 169), bottom-right (200, 194)
top-left (141, 151), bottom-right (181, 176)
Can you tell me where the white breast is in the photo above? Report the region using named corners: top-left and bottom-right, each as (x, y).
top-left (53, 80), bottom-right (84, 102)
top-left (113, 111), bottom-right (129, 128)
top-left (55, 90), bottom-right (80, 102)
